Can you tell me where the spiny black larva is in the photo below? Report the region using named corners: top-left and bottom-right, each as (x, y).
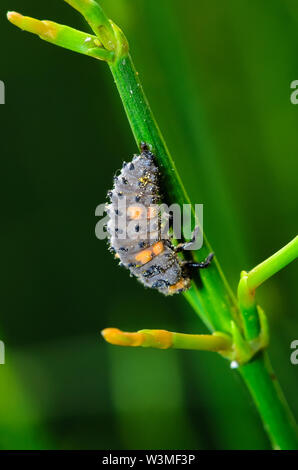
top-left (106, 143), bottom-right (214, 295)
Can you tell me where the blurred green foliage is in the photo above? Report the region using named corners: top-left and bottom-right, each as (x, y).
top-left (0, 0), bottom-right (297, 449)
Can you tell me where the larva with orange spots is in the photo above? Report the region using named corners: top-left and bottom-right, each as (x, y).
top-left (106, 143), bottom-right (213, 295)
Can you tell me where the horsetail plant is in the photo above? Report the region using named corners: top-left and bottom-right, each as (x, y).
top-left (7, 1), bottom-right (298, 450)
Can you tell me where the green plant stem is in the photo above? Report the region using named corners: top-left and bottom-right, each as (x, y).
top-left (248, 236), bottom-right (298, 290)
top-left (6, 12), bottom-right (114, 61)
top-left (102, 327), bottom-right (232, 351)
top-left (172, 332), bottom-right (232, 351)
top-left (240, 353), bottom-right (298, 450)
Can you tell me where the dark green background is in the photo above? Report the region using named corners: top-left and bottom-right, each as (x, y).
top-left (0, 0), bottom-right (297, 449)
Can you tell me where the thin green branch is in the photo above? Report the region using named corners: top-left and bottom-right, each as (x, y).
top-left (7, 12), bottom-right (114, 61)
top-left (247, 235), bottom-right (298, 290)
top-left (102, 327), bottom-right (232, 352)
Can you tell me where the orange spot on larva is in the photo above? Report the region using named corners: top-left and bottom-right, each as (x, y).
top-left (135, 249), bottom-right (153, 265)
top-left (152, 241), bottom-right (164, 256)
top-left (169, 278), bottom-right (189, 293)
top-left (135, 241), bottom-right (164, 265)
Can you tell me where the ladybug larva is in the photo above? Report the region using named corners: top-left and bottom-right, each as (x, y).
top-left (106, 143), bottom-right (213, 295)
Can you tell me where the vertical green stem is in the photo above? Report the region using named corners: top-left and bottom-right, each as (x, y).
top-left (240, 353), bottom-right (298, 450)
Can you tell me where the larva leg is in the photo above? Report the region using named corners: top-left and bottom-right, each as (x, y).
top-left (183, 253), bottom-right (214, 269)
